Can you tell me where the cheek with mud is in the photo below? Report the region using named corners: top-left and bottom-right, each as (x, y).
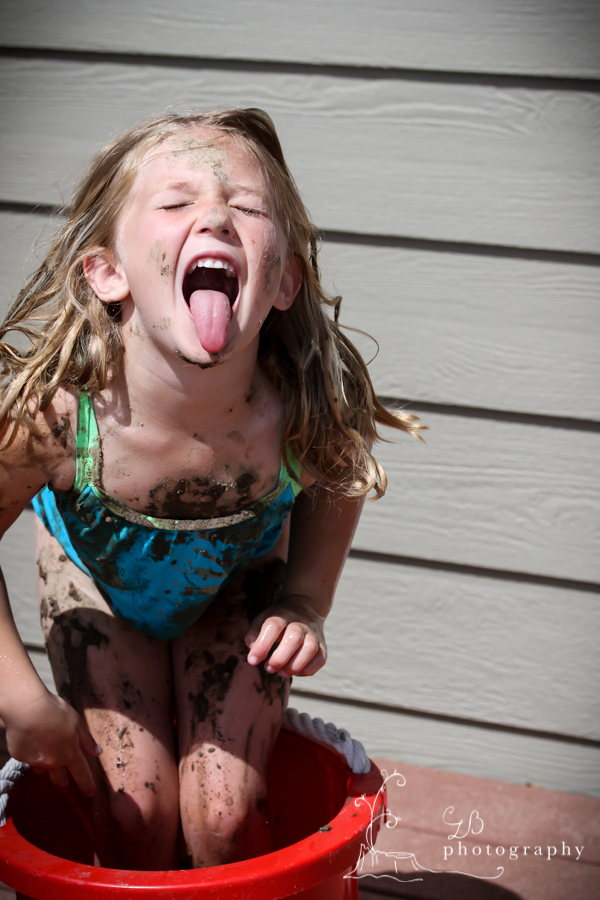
top-left (149, 239), bottom-right (173, 277)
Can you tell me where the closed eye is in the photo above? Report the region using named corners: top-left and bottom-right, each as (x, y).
top-left (233, 206), bottom-right (266, 217)
top-left (161, 202), bottom-right (192, 211)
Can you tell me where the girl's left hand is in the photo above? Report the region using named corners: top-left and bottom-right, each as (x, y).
top-left (245, 595), bottom-right (327, 678)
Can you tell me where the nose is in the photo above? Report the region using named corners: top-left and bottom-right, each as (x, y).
top-left (193, 199), bottom-right (236, 239)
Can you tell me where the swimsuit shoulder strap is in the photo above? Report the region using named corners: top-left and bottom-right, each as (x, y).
top-left (281, 445), bottom-right (303, 498)
top-left (73, 391), bottom-right (101, 493)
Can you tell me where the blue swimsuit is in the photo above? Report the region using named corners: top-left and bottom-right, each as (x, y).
top-left (33, 392), bottom-right (302, 640)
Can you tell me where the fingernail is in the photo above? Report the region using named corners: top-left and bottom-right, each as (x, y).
top-left (94, 744), bottom-right (103, 755)
top-left (248, 655), bottom-right (258, 665)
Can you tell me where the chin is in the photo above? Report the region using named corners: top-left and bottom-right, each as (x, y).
top-left (175, 348), bottom-right (224, 369)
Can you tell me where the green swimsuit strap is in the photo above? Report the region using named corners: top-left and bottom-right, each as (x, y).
top-left (73, 391), bottom-right (101, 494)
top-left (282, 446), bottom-right (303, 498)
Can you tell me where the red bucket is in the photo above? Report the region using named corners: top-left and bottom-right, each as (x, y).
top-left (0, 727), bottom-right (384, 899)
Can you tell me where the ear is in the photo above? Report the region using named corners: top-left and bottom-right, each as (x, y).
top-left (83, 250), bottom-right (130, 303)
top-left (273, 254), bottom-right (302, 311)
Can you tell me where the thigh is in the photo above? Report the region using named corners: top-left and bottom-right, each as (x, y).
top-left (35, 517), bottom-right (180, 869)
top-left (172, 557), bottom-right (290, 867)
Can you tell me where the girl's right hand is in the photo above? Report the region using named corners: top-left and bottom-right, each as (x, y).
top-left (4, 690), bottom-right (102, 797)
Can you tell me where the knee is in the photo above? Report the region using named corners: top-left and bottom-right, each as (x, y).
top-left (103, 783), bottom-right (179, 868)
top-left (182, 791), bottom-right (272, 867)
top-left (110, 782), bottom-right (178, 834)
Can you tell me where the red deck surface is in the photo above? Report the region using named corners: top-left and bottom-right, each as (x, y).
top-left (356, 758), bottom-right (600, 900)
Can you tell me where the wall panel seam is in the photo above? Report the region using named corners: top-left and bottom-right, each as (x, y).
top-left (1, 45), bottom-right (600, 92)
top-left (380, 399), bottom-right (600, 432)
top-left (321, 230), bottom-right (600, 268)
top-left (348, 549), bottom-right (600, 595)
top-left (290, 688), bottom-right (600, 749)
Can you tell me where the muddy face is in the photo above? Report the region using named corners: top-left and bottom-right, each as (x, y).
top-left (110, 128), bottom-right (295, 374)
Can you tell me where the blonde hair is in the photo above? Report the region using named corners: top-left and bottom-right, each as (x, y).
top-left (0, 108), bottom-right (421, 497)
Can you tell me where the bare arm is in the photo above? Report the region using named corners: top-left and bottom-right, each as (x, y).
top-left (0, 396), bottom-right (101, 794)
top-left (245, 485), bottom-right (364, 678)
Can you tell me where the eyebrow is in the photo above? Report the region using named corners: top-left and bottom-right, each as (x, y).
top-left (156, 181), bottom-right (196, 195)
top-left (153, 181), bottom-right (268, 199)
top-left (227, 182), bottom-right (268, 199)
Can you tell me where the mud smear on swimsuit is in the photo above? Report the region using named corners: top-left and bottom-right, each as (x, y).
top-left (182, 262), bottom-right (238, 354)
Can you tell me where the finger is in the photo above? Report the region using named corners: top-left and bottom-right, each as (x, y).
top-left (294, 646), bottom-right (327, 677)
top-left (278, 647), bottom-right (326, 679)
top-left (244, 612), bottom-right (268, 649)
top-left (264, 626), bottom-right (308, 672)
top-left (78, 722), bottom-right (103, 758)
top-left (247, 618), bottom-right (287, 665)
top-left (276, 637), bottom-right (322, 678)
top-left (48, 766), bottom-right (70, 792)
top-left (287, 635), bottom-right (321, 675)
top-left (68, 752), bottom-right (97, 797)
top-left (244, 614), bottom-right (265, 650)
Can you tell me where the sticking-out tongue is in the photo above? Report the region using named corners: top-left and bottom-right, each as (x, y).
top-left (189, 290), bottom-right (232, 354)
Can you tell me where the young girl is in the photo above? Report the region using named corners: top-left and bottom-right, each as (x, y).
top-left (0, 109), bottom-right (418, 870)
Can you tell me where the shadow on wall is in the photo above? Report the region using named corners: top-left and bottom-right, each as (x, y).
top-left (357, 871), bottom-right (523, 899)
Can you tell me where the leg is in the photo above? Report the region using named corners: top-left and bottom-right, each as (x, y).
top-left (35, 518), bottom-right (180, 869)
top-left (172, 558), bottom-right (290, 867)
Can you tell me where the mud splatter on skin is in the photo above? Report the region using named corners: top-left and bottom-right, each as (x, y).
top-left (152, 317), bottom-right (172, 330)
top-left (254, 656), bottom-right (288, 707)
top-left (175, 351), bottom-right (222, 369)
top-left (234, 471), bottom-right (257, 502)
top-left (51, 416), bottom-right (71, 450)
top-left (187, 651), bottom-right (239, 729)
top-left (149, 240), bottom-right (172, 276)
top-left (169, 139), bottom-right (228, 182)
top-left (51, 613), bottom-right (109, 710)
top-left (143, 469), bottom-right (261, 519)
top-left (240, 560), bottom-right (289, 706)
top-left (241, 560), bottom-right (286, 625)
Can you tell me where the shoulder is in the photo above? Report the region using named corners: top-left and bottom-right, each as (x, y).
top-left (0, 386), bottom-right (77, 492)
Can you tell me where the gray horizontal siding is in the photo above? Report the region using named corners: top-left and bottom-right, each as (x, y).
top-left (357, 416), bottom-right (600, 584)
top-left (319, 240), bottom-right (600, 421)
top-left (324, 557), bottom-right (600, 741)
top-left (1, 0), bottom-right (599, 79)
top-left (1, 58), bottom-right (599, 253)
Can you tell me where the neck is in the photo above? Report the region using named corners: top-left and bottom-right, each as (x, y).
top-left (103, 338), bottom-right (263, 434)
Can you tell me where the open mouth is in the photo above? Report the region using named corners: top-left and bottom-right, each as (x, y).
top-left (182, 258), bottom-right (239, 307)
top-left (182, 258), bottom-right (239, 354)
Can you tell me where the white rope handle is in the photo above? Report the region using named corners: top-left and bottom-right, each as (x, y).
top-left (0, 711), bottom-right (369, 826)
top-left (283, 708), bottom-right (371, 774)
top-left (0, 757), bottom-right (29, 827)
